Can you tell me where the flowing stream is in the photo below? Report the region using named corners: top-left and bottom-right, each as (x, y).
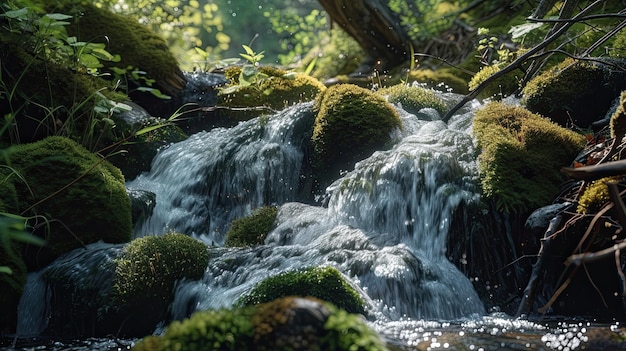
top-left (10, 91), bottom-right (611, 350)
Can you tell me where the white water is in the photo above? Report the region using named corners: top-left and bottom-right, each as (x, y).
top-left (17, 91), bottom-right (488, 336)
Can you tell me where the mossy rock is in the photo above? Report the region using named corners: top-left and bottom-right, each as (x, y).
top-left (312, 84), bottom-right (401, 185)
top-left (468, 63), bottom-right (520, 100)
top-left (473, 102), bottom-right (586, 213)
top-left (0, 222), bottom-right (28, 332)
top-left (225, 206), bottom-right (278, 247)
top-left (0, 34), bottom-right (124, 145)
top-left (522, 58), bottom-right (626, 128)
top-left (405, 68), bottom-right (470, 94)
top-left (577, 176), bottom-right (623, 214)
top-left (217, 65), bottom-right (326, 121)
top-left (55, 2), bottom-right (185, 98)
top-left (132, 296), bottom-right (388, 351)
top-left (106, 103), bottom-right (188, 180)
top-left (237, 266), bottom-right (365, 315)
top-left (111, 233), bottom-right (209, 311)
top-left (1, 136), bottom-right (132, 270)
top-left (376, 84), bottom-right (447, 115)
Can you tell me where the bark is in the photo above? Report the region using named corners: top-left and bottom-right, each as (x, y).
top-left (317, 0), bottom-right (411, 75)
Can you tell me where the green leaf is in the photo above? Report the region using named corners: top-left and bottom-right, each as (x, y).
top-left (91, 47), bottom-right (116, 61)
top-left (0, 267), bottom-right (12, 275)
top-left (242, 44), bottom-right (255, 56)
top-left (1, 8), bottom-right (29, 20)
top-left (509, 22), bottom-right (545, 40)
top-left (78, 53), bottom-right (103, 69)
top-left (45, 13), bottom-right (73, 21)
top-left (7, 231), bottom-right (45, 246)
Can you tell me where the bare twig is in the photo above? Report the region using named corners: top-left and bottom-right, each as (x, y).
top-left (443, 0), bottom-right (605, 122)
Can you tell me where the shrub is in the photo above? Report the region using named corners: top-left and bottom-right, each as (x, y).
top-left (2, 136), bottom-right (132, 269)
top-left (312, 84), bottom-right (401, 182)
top-left (376, 84), bottom-right (447, 115)
top-left (111, 233), bottom-right (209, 309)
top-left (473, 102), bottom-right (586, 213)
top-left (225, 206), bottom-right (278, 247)
top-left (237, 266), bottom-right (365, 315)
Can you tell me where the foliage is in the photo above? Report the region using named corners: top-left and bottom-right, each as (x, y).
top-left (305, 28), bottom-right (365, 80)
top-left (473, 102), bottom-right (586, 213)
top-left (388, 0), bottom-right (458, 42)
top-left (111, 232), bottom-right (209, 310)
top-left (263, 6), bottom-right (329, 66)
top-left (1, 136), bottom-right (132, 269)
top-left (92, 0), bottom-right (229, 71)
top-left (132, 296), bottom-right (386, 351)
top-left (312, 84), bottom-right (401, 180)
top-left (225, 206), bottom-right (277, 247)
top-left (237, 266), bottom-right (365, 315)
top-left (376, 84), bottom-right (447, 115)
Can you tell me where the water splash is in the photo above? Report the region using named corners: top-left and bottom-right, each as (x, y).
top-left (127, 102), bottom-right (315, 244)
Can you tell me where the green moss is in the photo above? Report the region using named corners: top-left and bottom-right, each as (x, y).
top-left (308, 28), bottom-right (365, 80)
top-left (237, 266), bottom-right (365, 315)
top-left (473, 102), bottom-right (586, 213)
top-left (111, 233), bottom-right (209, 310)
top-left (58, 2), bottom-right (186, 97)
top-left (577, 177), bottom-right (622, 214)
top-left (218, 66), bottom-right (326, 120)
top-left (2, 136), bottom-right (132, 269)
top-left (0, 225), bottom-right (27, 329)
top-left (405, 68), bottom-right (470, 94)
top-left (610, 28), bottom-right (626, 58)
top-left (376, 84), bottom-right (447, 115)
top-left (522, 58), bottom-right (622, 127)
top-left (312, 84), bottom-right (401, 181)
top-left (225, 206), bottom-right (278, 247)
top-left (610, 91), bottom-right (626, 139)
top-left (468, 63), bottom-right (520, 99)
top-left (132, 296), bottom-right (387, 351)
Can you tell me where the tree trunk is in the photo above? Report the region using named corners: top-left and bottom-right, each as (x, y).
top-left (317, 0), bottom-right (411, 75)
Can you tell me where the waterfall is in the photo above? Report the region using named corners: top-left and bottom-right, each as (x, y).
top-left (126, 102), bottom-right (315, 244)
top-left (16, 93), bottom-right (487, 335)
top-left (164, 97), bottom-right (485, 321)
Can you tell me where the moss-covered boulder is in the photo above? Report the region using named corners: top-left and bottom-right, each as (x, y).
top-left (238, 266), bottom-right (365, 315)
top-left (473, 102), bottom-right (586, 213)
top-left (39, 233), bottom-right (209, 337)
top-left (376, 83), bottom-right (447, 115)
top-left (218, 65), bottom-right (326, 121)
top-left (58, 2), bottom-right (186, 98)
top-left (0, 217), bottom-right (28, 333)
top-left (1, 136), bottom-right (132, 269)
top-left (225, 206), bottom-right (278, 247)
top-left (111, 233), bottom-right (209, 314)
top-left (132, 296), bottom-right (387, 351)
top-left (468, 63), bottom-right (520, 100)
top-left (522, 58), bottom-right (626, 128)
top-left (312, 84), bottom-right (401, 186)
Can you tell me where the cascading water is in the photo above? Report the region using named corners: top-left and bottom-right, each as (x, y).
top-left (16, 90), bottom-right (488, 338)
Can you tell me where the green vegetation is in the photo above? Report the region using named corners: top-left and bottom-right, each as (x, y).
top-left (218, 64), bottom-right (326, 121)
top-left (473, 102), bottom-right (586, 213)
top-left (1, 136), bottom-right (132, 268)
top-left (522, 58), bottom-right (624, 128)
top-left (376, 84), bottom-right (447, 115)
top-left (132, 296), bottom-right (387, 351)
top-left (225, 206), bottom-right (278, 248)
top-left (312, 84), bottom-right (401, 182)
top-left (468, 63), bottom-right (520, 100)
top-left (238, 266), bottom-right (365, 315)
top-left (111, 233), bottom-right (209, 311)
